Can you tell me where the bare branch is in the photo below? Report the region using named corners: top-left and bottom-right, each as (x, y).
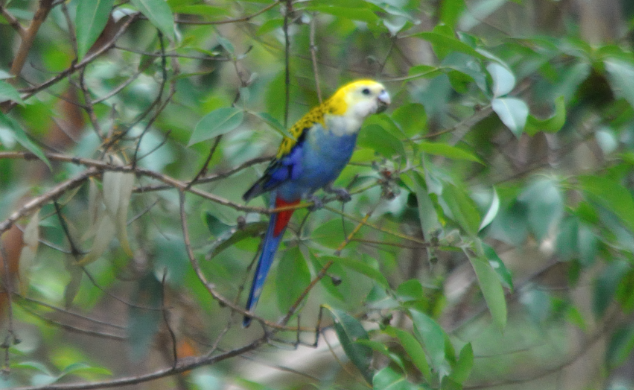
top-left (0, 6), bottom-right (26, 38)
top-left (9, 0), bottom-right (55, 79)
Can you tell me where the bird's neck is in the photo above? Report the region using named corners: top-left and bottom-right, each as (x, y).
top-left (324, 112), bottom-right (364, 136)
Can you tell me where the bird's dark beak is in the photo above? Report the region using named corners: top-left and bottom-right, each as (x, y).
top-left (376, 90), bottom-right (391, 113)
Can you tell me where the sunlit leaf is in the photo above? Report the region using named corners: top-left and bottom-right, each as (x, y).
top-left (478, 187), bottom-right (499, 231)
top-left (491, 97), bottom-right (528, 137)
top-left (487, 62), bottom-right (516, 97)
top-left (604, 57), bottom-right (634, 109)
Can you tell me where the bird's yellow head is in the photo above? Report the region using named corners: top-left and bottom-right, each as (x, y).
top-left (326, 79), bottom-right (391, 117)
top-left (276, 79), bottom-right (390, 157)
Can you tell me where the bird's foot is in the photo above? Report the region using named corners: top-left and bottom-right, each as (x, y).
top-left (308, 194), bottom-right (324, 211)
top-left (325, 184), bottom-right (351, 203)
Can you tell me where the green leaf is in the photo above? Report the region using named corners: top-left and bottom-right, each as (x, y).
top-left (407, 64), bottom-right (444, 80)
top-left (487, 63), bottom-right (515, 97)
top-left (131, 0), bottom-right (175, 40)
top-left (419, 142), bottom-right (483, 164)
top-left (518, 179), bottom-right (564, 241)
top-left (409, 171), bottom-right (441, 241)
top-left (12, 361), bottom-right (54, 375)
top-left (392, 103), bottom-right (427, 137)
top-left (409, 308), bottom-right (446, 369)
top-left (444, 52), bottom-right (488, 92)
top-left (0, 80), bottom-right (24, 105)
top-left (0, 112), bottom-right (51, 169)
top-left (189, 107), bottom-right (244, 146)
top-left (387, 326), bottom-right (432, 383)
top-left (412, 31), bottom-right (485, 60)
top-left (204, 212), bottom-right (232, 237)
top-left (525, 95), bottom-right (566, 135)
top-left (491, 97), bottom-right (528, 137)
top-left (478, 187), bottom-right (499, 231)
top-left (467, 251), bottom-right (507, 330)
top-left (59, 362), bottom-right (111, 377)
top-left (482, 243), bottom-right (513, 290)
top-left (255, 111), bottom-right (293, 139)
top-left (593, 260), bottom-right (629, 317)
top-left (320, 255), bottom-right (389, 288)
top-left (442, 184), bottom-right (480, 236)
top-left (449, 343), bottom-right (473, 383)
top-left (604, 57), bottom-right (634, 109)
top-left (208, 221), bottom-right (268, 259)
top-left (311, 219), bottom-right (355, 249)
top-left (396, 279), bottom-right (425, 302)
top-left (373, 366), bottom-right (424, 390)
top-left (75, 0), bottom-right (115, 59)
top-left (607, 326), bottom-right (634, 369)
top-left (578, 175), bottom-right (634, 234)
top-left (276, 247), bottom-right (310, 314)
top-left (439, 0), bottom-right (466, 28)
top-left (357, 124), bottom-right (406, 160)
top-left (324, 306), bottom-right (373, 383)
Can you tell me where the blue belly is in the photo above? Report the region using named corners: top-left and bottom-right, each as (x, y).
top-left (277, 129), bottom-right (357, 200)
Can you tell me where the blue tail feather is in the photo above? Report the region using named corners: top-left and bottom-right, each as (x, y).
top-left (243, 212), bottom-right (285, 328)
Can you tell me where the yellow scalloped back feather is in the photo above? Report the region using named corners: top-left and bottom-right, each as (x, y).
top-left (275, 79), bottom-right (380, 158)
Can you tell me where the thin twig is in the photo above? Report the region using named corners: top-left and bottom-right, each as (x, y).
top-left (0, 6), bottom-right (26, 38)
top-left (282, 0), bottom-right (292, 127)
top-left (173, 1), bottom-right (280, 25)
top-left (9, 0), bottom-right (55, 79)
top-left (309, 14), bottom-right (322, 103)
top-left (185, 136), bottom-right (222, 191)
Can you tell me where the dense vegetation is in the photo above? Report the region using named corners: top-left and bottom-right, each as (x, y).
top-left (1, 0), bottom-right (634, 389)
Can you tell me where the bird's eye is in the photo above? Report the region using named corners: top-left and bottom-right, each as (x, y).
top-left (361, 88), bottom-right (371, 95)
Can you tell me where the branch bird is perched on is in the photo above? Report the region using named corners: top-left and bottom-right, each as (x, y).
top-left (242, 79), bottom-right (391, 327)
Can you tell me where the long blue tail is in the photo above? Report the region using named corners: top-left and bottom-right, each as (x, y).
top-left (243, 196), bottom-right (298, 327)
top-left (243, 216), bottom-right (283, 327)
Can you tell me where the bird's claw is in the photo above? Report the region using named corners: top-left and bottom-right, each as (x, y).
top-left (326, 185), bottom-right (351, 203)
top-left (308, 195), bottom-right (324, 211)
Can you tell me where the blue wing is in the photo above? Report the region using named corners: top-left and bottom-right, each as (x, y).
top-left (243, 130), bottom-right (307, 201)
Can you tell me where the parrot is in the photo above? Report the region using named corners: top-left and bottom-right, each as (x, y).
top-left (242, 79), bottom-right (391, 327)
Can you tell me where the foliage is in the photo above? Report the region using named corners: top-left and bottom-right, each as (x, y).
top-left (0, 0), bottom-right (634, 389)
